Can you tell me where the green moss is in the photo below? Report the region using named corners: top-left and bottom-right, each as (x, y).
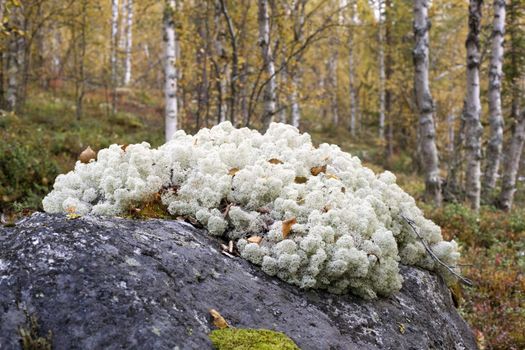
top-left (209, 328), bottom-right (299, 350)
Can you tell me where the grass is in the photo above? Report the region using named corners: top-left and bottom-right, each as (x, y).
top-left (1, 87), bottom-right (524, 349)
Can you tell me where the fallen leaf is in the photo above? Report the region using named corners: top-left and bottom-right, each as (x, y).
top-left (294, 176), bottom-right (308, 184)
top-left (282, 217), bottom-right (297, 239)
top-left (268, 158), bottom-right (284, 164)
top-left (341, 187), bottom-right (346, 193)
top-left (310, 165), bottom-right (327, 176)
top-left (67, 213), bottom-right (81, 220)
top-left (247, 236), bottom-right (263, 244)
top-left (398, 322), bottom-right (406, 334)
top-left (228, 168), bottom-right (240, 176)
top-left (209, 309), bottom-right (229, 329)
top-left (79, 146), bottom-right (96, 164)
top-left (326, 173), bottom-right (339, 180)
top-left (120, 144), bottom-right (129, 151)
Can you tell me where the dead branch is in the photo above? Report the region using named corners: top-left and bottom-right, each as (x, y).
top-left (401, 215), bottom-right (474, 287)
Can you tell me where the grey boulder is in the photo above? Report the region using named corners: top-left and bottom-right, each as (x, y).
top-left (0, 213), bottom-right (477, 350)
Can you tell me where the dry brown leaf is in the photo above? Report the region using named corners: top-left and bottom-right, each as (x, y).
top-left (228, 168), bottom-right (240, 176)
top-left (247, 236), bottom-right (263, 244)
top-left (341, 187), bottom-right (346, 193)
top-left (282, 217), bottom-right (297, 239)
top-left (268, 158), bottom-right (284, 164)
top-left (294, 176), bottom-right (308, 184)
top-left (79, 146), bottom-right (96, 164)
top-left (209, 309), bottom-right (229, 329)
top-left (310, 165), bottom-right (327, 176)
top-left (120, 144), bottom-right (129, 151)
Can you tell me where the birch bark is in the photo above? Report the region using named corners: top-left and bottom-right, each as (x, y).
top-left (482, 0), bottom-right (506, 195)
top-left (413, 0), bottom-right (442, 205)
top-left (464, 0), bottom-right (483, 211)
top-left (258, 0), bottom-right (276, 131)
top-left (123, 0), bottom-right (133, 86)
top-left (110, 0), bottom-right (119, 112)
top-left (164, 0), bottom-right (178, 141)
top-left (378, 0), bottom-right (386, 139)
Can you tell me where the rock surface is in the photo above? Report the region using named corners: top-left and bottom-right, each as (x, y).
top-left (0, 213), bottom-right (477, 350)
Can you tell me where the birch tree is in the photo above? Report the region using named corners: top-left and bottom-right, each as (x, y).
top-left (413, 0), bottom-right (442, 205)
top-left (123, 0), bottom-right (133, 86)
top-left (482, 0), bottom-right (505, 196)
top-left (6, 4), bottom-right (23, 112)
top-left (164, 0), bottom-right (178, 141)
top-left (378, 0), bottom-right (386, 139)
top-left (258, 0), bottom-right (276, 131)
top-left (110, 0), bottom-right (119, 112)
top-left (346, 0), bottom-right (358, 136)
top-left (463, 0), bottom-right (483, 211)
top-left (290, 0), bottom-right (306, 129)
top-left (497, 2), bottom-right (524, 210)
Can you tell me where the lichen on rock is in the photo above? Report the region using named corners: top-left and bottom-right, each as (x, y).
top-left (42, 122), bottom-right (460, 299)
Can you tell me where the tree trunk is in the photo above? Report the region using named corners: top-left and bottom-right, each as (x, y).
top-left (123, 0), bottom-right (133, 86)
top-left (348, 22), bottom-right (357, 136)
top-left (213, 0), bottom-right (227, 124)
top-left (290, 67), bottom-right (301, 128)
top-left (258, 0), bottom-right (276, 131)
top-left (328, 37), bottom-right (339, 126)
top-left (75, 0), bottom-right (88, 120)
top-left (378, 0), bottom-right (386, 140)
top-left (463, 0), bottom-right (483, 211)
top-left (498, 106), bottom-right (525, 211)
top-left (413, 0), bottom-right (442, 206)
top-left (6, 6), bottom-right (24, 112)
top-left (110, 0), bottom-right (119, 113)
top-left (482, 0), bottom-right (506, 196)
top-left (219, 0), bottom-right (238, 125)
top-left (164, 0), bottom-right (178, 141)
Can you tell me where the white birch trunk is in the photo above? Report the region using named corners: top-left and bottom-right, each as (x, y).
top-left (258, 0), bottom-right (276, 131)
top-left (413, 0), bottom-right (442, 205)
top-left (378, 1), bottom-right (386, 139)
top-left (214, 0), bottom-right (227, 123)
top-left (110, 0), bottom-right (119, 88)
top-left (464, 0), bottom-right (483, 211)
top-left (164, 0), bottom-right (178, 141)
top-left (498, 106), bottom-right (525, 210)
top-left (290, 69), bottom-right (301, 128)
top-left (349, 34), bottom-right (357, 136)
top-left (123, 0), bottom-right (133, 86)
top-left (482, 0), bottom-right (506, 194)
top-left (6, 6), bottom-right (23, 111)
top-left (328, 38), bottom-right (339, 126)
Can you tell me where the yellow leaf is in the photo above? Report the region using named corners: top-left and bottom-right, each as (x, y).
top-left (228, 168), bottom-right (240, 176)
top-left (209, 309), bottom-right (229, 329)
top-left (310, 165), bottom-right (327, 176)
top-left (326, 173), bottom-right (339, 180)
top-left (67, 213), bottom-right (81, 220)
top-left (79, 146), bottom-right (96, 164)
top-left (247, 236), bottom-right (263, 244)
top-left (294, 176), bottom-right (307, 184)
top-left (268, 158), bottom-right (284, 164)
top-left (282, 217), bottom-right (297, 239)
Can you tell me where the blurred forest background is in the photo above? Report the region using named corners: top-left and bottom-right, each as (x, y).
top-left (0, 0), bottom-right (523, 348)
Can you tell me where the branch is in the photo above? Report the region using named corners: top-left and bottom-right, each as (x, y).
top-left (401, 215), bottom-right (474, 287)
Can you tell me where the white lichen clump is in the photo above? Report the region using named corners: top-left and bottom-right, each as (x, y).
top-left (43, 122), bottom-right (459, 299)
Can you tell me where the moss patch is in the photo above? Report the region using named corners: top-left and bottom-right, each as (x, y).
top-left (209, 328), bottom-right (299, 350)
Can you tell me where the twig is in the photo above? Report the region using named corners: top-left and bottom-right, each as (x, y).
top-left (401, 215), bottom-right (474, 287)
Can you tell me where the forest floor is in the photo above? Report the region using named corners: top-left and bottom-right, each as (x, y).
top-left (0, 87), bottom-right (523, 349)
